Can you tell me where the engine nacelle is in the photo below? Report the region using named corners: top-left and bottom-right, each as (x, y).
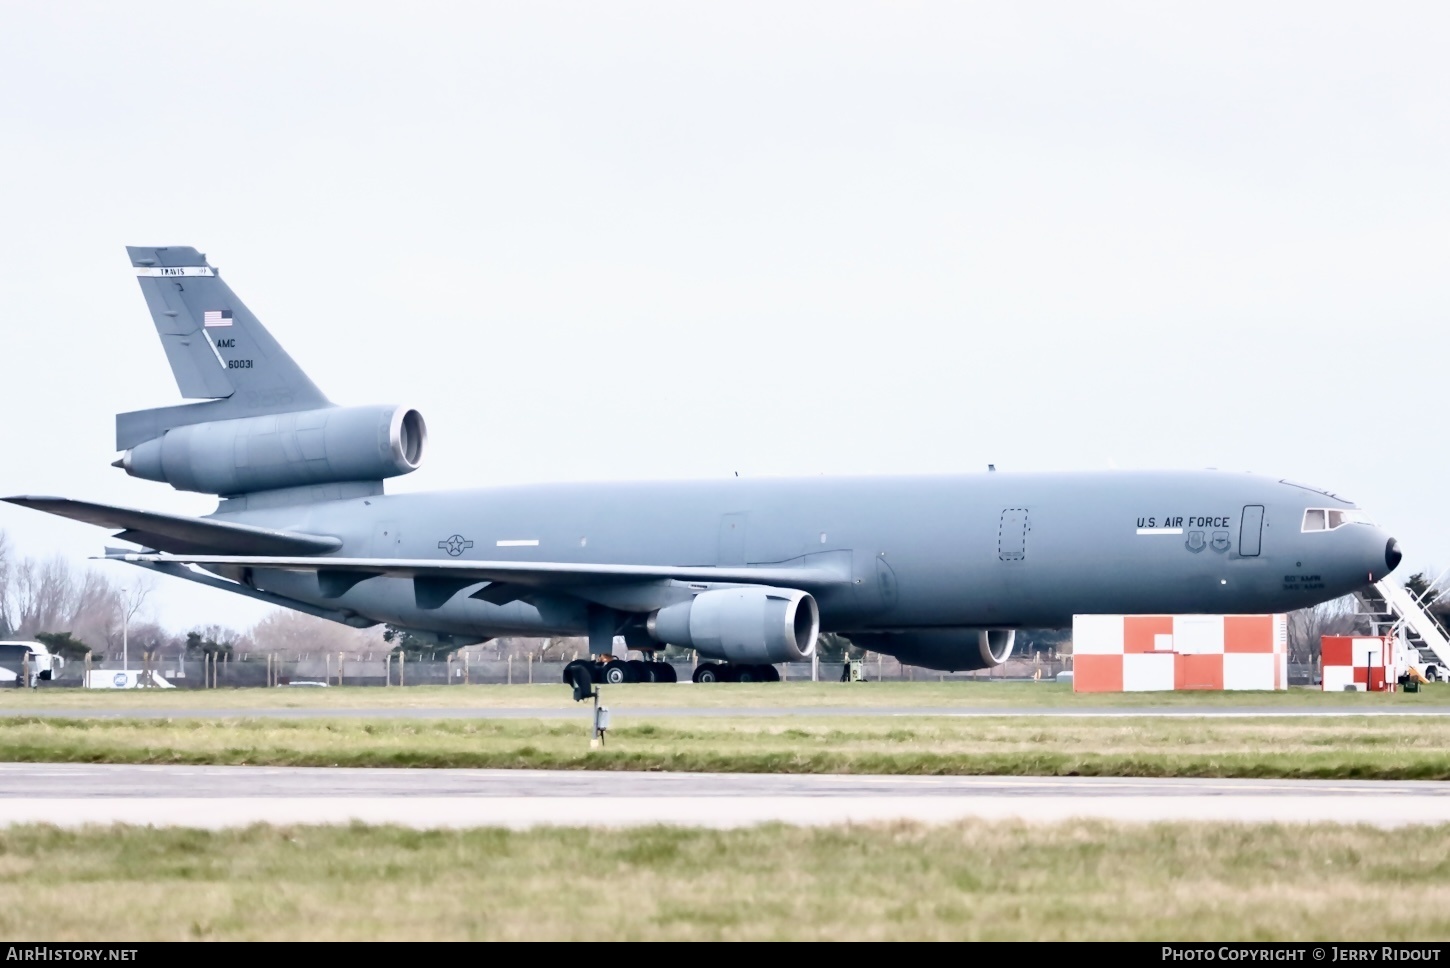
top-left (647, 586), bottom-right (819, 664)
top-left (118, 404), bottom-right (426, 496)
top-left (848, 628), bottom-right (1016, 672)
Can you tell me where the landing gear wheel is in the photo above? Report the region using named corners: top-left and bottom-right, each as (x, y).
top-left (693, 663), bottom-right (723, 683)
top-left (627, 659), bottom-right (655, 682)
top-left (651, 661), bottom-right (677, 683)
top-left (734, 665), bottom-right (757, 683)
top-left (603, 660), bottom-right (634, 684)
top-left (759, 664), bottom-right (780, 682)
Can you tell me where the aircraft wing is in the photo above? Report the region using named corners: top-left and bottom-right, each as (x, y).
top-left (2, 496), bottom-right (342, 556)
top-left (100, 551), bottom-right (853, 608)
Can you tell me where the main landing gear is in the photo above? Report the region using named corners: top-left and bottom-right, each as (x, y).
top-left (560, 658), bottom-right (783, 684)
top-left (691, 663), bottom-right (780, 683)
top-left (562, 657), bottom-right (679, 685)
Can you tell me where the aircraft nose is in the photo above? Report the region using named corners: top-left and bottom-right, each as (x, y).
top-left (1385, 538), bottom-right (1403, 574)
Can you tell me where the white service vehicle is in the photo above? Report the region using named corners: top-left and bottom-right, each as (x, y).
top-left (0, 640), bottom-right (64, 687)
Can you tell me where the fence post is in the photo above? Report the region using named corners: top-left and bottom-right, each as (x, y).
top-left (528, 654), bottom-right (533, 684)
top-left (338, 651), bottom-right (345, 687)
top-left (464, 651), bottom-right (470, 686)
top-left (385, 654), bottom-right (391, 687)
top-left (508, 655), bottom-right (513, 685)
top-left (399, 652), bottom-right (405, 687)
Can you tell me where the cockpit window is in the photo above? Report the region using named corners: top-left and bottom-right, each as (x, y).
top-left (1302, 508), bottom-right (1374, 532)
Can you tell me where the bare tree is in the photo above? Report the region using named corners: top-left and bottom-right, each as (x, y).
top-left (247, 609), bottom-right (380, 656)
top-left (111, 576), bottom-right (155, 671)
top-left (0, 531), bottom-right (12, 637)
top-left (2, 554), bottom-right (119, 645)
top-left (1286, 594), bottom-right (1368, 665)
top-left (538, 636), bottom-right (586, 659)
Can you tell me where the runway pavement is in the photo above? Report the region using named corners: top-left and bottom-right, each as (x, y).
top-left (3, 763), bottom-right (1449, 829)
top-left (5, 705), bottom-right (1450, 719)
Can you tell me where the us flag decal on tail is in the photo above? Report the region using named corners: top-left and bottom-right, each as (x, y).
top-left (203, 310), bottom-right (233, 327)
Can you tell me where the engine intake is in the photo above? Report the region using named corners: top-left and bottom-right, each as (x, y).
top-left (118, 404), bottom-right (426, 496)
top-left (647, 586), bottom-right (819, 664)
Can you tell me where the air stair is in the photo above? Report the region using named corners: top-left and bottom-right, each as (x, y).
top-left (1354, 574), bottom-right (1450, 677)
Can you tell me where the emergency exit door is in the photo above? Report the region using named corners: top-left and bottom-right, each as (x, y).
top-left (999, 508), bottom-right (1028, 561)
top-left (1239, 505), bottom-right (1264, 557)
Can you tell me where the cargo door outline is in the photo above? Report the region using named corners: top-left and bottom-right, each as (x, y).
top-left (875, 554), bottom-right (899, 612)
top-left (999, 508), bottom-right (1029, 561)
top-left (718, 512), bottom-right (747, 566)
top-left (1239, 505), bottom-right (1264, 557)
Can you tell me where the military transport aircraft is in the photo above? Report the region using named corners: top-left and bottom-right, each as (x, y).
top-left (2, 246), bottom-right (1403, 685)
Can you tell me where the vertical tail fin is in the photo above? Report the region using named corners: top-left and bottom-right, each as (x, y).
top-left (119, 246), bottom-right (332, 449)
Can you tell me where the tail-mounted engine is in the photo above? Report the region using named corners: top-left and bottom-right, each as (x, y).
top-left (117, 404), bottom-right (426, 496)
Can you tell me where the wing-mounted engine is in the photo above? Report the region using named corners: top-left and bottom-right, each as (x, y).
top-left (116, 404), bottom-right (426, 497)
top-left (646, 585), bottom-right (820, 664)
top-left (848, 628), bottom-right (1016, 672)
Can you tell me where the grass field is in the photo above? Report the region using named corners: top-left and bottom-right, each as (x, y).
top-left (5, 680), bottom-right (1450, 711)
top-left (4, 820), bottom-right (1449, 941)
top-left (5, 711), bottom-right (1450, 778)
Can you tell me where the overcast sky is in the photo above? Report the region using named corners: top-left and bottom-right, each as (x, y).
top-left (2, 2), bottom-right (1448, 634)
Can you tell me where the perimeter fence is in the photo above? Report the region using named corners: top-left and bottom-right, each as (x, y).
top-left (40, 652), bottom-right (1071, 689)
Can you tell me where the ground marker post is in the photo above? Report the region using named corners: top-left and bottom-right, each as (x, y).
top-left (565, 664), bottom-right (608, 747)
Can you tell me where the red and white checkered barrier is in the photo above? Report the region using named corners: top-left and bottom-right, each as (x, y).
top-left (1320, 635), bottom-right (1397, 692)
top-left (1071, 614), bottom-right (1288, 692)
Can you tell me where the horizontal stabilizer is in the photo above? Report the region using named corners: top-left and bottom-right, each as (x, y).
top-left (3, 496), bottom-right (342, 556)
top-left (98, 552), bottom-right (852, 591)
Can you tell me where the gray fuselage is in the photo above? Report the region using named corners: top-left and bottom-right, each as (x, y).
top-left (211, 469), bottom-right (1399, 655)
